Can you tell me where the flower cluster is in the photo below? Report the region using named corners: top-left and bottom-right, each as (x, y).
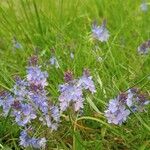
top-left (59, 69), bottom-right (96, 112)
top-left (20, 129), bottom-right (46, 148)
top-left (125, 88), bottom-right (149, 112)
top-left (0, 56), bottom-right (96, 149)
top-left (92, 20), bottom-right (110, 42)
top-left (105, 88), bottom-right (149, 125)
top-left (105, 98), bottom-right (130, 125)
top-left (137, 40), bottom-right (150, 55)
top-left (19, 129), bottom-right (46, 149)
top-left (0, 56), bottom-right (60, 149)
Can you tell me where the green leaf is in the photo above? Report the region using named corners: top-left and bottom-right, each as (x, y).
top-left (73, 131), bottom-right (86, 150)
top-left (86, 96), bottom-right (101, 114)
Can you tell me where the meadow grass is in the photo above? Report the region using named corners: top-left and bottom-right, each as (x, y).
top-left (0, 0), bottom-right (150, 149)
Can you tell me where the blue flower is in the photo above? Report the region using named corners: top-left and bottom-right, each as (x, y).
top-left (12, 78), bottom-right (28, 101)
top-left (27, 66), bottom-right (48, 88)
top-left (77, 70), bottom-right (96, 94)
top-left (59, 82), bottom-right (83, 112)
top-left (92, 20), bottom-right (110, 42)
top-left (19, 130), bottom-right (30, 147)
top-left (0, 57), bottom-right (62, 148)
top-left (0, 92), bottom-right (14, 116)
top-left (39, 105), bottom-right (60, 130)
top-left (19, 130), bottom-right (46, 149)
top-left (74, 98), bottom-right (84, 111)
top-left (126, 89), bottom-right (150, 112)
top-left (105, 98), bottom-right (130, 125)
top-left (13, 103), bottom-right (37, 126)
top-left (50, 56), bottom-right (60, 68)
top-left (140, 2), bottom-right (148, 12)
top-left (105, 88), bottom-right (150, 125)
top-left (28, 90), bottom-right (49, 114)
top-left (51, 105), bottom-right (60, 122)
top-left (30, 137), bottom-right (46, 149)
top-left (59, 70), bottom-right (96, 112)
top-left (137, 40), bottom-right (150, 55)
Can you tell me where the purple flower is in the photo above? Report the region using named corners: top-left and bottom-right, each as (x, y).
top-left (50, 56), bottom-right (60, 68)
top-left (28, 55), bottom-right (38, 66)
top-left (137, 40), bottom-right (150, 55)
top-left (77, 69), bottom-right (96, 94)
top-left (51, 105), bottom-right (60, 122)
top-left (39, 105), bottom-right (60, 130)
top-left (27, 66), bottom-right (48, 88)
top-left (0, 56), bottom-right (62, 149)
top-left (63, 70), bottom-right (73, 83)
top-left (74, 98), bottom-right (84, 111)
top-left (92, 20), bottom-right (110, 42)
top-left (105, 98), bottom-right (130, 125)
top-left (19, 130), bottom-right (30, 147)
top-left (0, 65), bottom-right (59, 130)
top-left (26, 63), bottom-right (60, 130)
top-left (13, 103), bottom-right (37, 126)
top-left (28, 90), bottom-right (49, 114)
top-left (126, 90), bottom-right (134, 107)
top-left (125, 89), bottom-right (150, 112)
top-left (12, 78), bottom-right (28, 101)
top-left (105, 88), bottom-right (150, 125)
top-left (59, 82), bottom-right (83, 112)
top-left (59, 70), bottom-right (96, 112)
top-left (0, 92), bottom-right (14, 116)
top-left (19, 130), bottom-right (46, 149)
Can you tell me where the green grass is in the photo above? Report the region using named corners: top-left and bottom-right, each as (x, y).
top-left (0, 0), bottom-right (150, 149)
